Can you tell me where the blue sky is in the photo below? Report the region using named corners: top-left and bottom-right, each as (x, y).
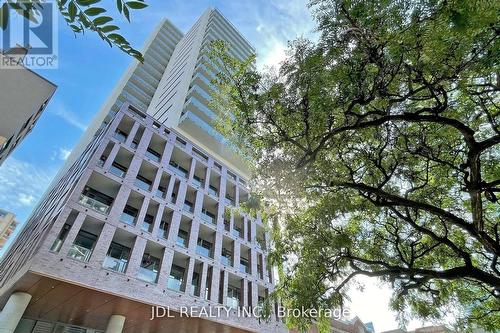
top-left (0, 0), bottom-right (432, 330)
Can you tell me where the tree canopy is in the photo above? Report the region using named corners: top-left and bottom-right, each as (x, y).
top-left (210, 0), bottom-right (500, 331)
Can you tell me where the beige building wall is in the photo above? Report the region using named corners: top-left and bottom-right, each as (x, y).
top-left (0, 209), bottom-right (18, 249)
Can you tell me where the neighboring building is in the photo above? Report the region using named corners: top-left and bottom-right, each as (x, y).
top-left (0, 209), bottom-right (18, 249)
top-left (0, 8), bottom-right (284, 333)
top-left (0, 51), bottom-right (57, 165)
top-left (382, 326), bottom-right (452, 333)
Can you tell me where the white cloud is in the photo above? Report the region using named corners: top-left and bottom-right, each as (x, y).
top-left (58, 148), bottom-right (72, 161)
top-left (48, 100), bottom-right (88, 131)
top-left (0, 157), bottom-right (56, 212)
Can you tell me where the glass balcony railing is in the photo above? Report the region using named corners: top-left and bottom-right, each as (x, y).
top-left (120, 212), bottom-right (136, 226)
top-left (201, 211), bottom-right (216, 224)
top-left (167, 277), bottom-right (182, 291)
top-left (113, 131), bottom-right (127, 143)
top-left (221, 255), bottom-right (232, 267)
top-left (192, 177), bottom-right (203, 188)
top-left (110, 164), bottom-right (126, 178)
top-left (225, 196), bottom-right (235, 206)
top-left (196, 245), bottom-right (211, 258)
top-left (156, 189), bottom-right (166, 199)
top-left (79, 194), bottom-right (110, 214)
top-left (208, 186), bottom-right (218, 197)
top-left (159, 227), bottom-right (168, 239)
top-left (168, 164), bottom-right (188, 178)
top-left (135, 177), bottom-right (152, 191)
top-left (240, 263), bottom-right (249, 274)
top-left (227, 297), bottom-right (240, 309)
top-left (67, 244), bottom-right (93, 262)
top-left (103, 256), bottom-right (128, 273)
top-left (232, 229), bottom-right (242, 239)
top-left (177, 236), bottom-right (188, 248)
top-left (145, 149), bottom-right (161, 162)
top-left (183, 201), bottom-right (194, 213)
top-left (137, 267), bottom-right (158, 283)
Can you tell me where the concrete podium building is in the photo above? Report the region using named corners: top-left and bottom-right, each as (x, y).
top-left (0, 8), bottom-right (284, 333)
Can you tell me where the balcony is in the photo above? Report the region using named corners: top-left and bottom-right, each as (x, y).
top-left (183, 200), bottom-right (194, 213)
top-left (156, 188), bottom-right (166, 199)
top-left (192, 175), bottom-right (203, 188)
top-left (240, 262), bottom-right (249, 274)
top-left (168, 162), bottom-right (188, 178)
top-left (232, 228), bottom-right (242, 239)
top-left (145, 148), bottom-right (161, 162)
top-left (177, 230), bottom-right (189, 248)
top-left (221, 254), bottom-right (232, 267)
top-left (201, 209), bottom-right (216, 224)
top-left (135, 175), bottom-right (152, 191)
top-left (137, 266), bottom-right (159, 283)
top-left (208, 185), bottom-right (218, 197)
top-left (114, 130), bottom-right (127, 143)
top-left (67, 244), bottom-right (93, 262)
top-left (109, 163), bottom-right (127, 178)
top-left (79, 194), bottom-right (110, 214)
top-left (103, 256), bottom-right (128, 273)
top-left (167, 277), bottom-right (182, 292)
top-left (225, 195), bottom-right (235, 206)
top-left (196, 245), bottom-right (211, 258)
top-left (120, 206), bottom-right (137, 226)
top-left (142, 214), bottom-right (154, 232)
top-left (227, 296), bottom-right (240, 309)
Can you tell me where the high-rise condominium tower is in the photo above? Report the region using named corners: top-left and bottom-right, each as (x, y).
top-left (0, 8), bottom-right (284, 333)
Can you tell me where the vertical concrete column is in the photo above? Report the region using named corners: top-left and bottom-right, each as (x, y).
top-left (160, 140), bottom-right (174, 167)
top-left (212, 232), bottom-right (223, 262)
top-left (127, 236), bottom-right (147, 277)
top-left (151, 168), bottom-right (163, 194)
top-left (176, 182), bottom-right (188, 207)
top-left (152, 204), bottom-right (165, 238)
top-left (210, 267), bottom-right (221, 302)
top-left (136, 129), bottom-right (153, 156)
top-left (89, 224), bottom-right (117, 265)
top-left (235, 185), bottom-right (240, 207)
top-left (157, 248), bottom-right (174, 287)
top-left (251, 281), bottom-right (259, 308)
top-left (58, 212), bottom-right (86, 255)
top-left (188, 158), bottom-right (196, 182)
top-left (124, 155), bottom-right (143, 182)
top-left (68, 168), bottom-right (93, 203)
top-left (199, 262), bottom-right (209, 300)
top-left (108, 186), bottom-right (131, 223)
top-left (250, 248), bottom-right (258, 278)
top-left (233, 240), bottom-right (241, 268)
top-left (135, 197), bottom-right (150, 233)
top-left (104, 314), bottom-right (126, 333)
top-left (194, 190), bottom-right (204, 216)
top-left (165, 176), bottom-right (176, 203)
top-left (188, 219), bottom-right (200, 252)
top-left (221, 270), bottom-right (229, 306)
top-left (203, 167), bottom-right (211, 192)
top-left (167, 212), bottom-right (182, 244)
top-left (242, 216), bottom-right (248, 242)
top-left (0, 292), bottom-right (32, 333)
top-left (103, 143), bottom-right (121, 170)
top-left (241, 279), bottom-right (248, 308)
top-left (125, 121), bottom-right (140, 146)
top-left (182, 257), bottom-right (195, 294)
top-left (261, 252), bottom-right (268, 282)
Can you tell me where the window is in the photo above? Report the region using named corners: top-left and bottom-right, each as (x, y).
top-left (196, 238), bottom-right (212, 257)
top-left (67, 230), bottom-right (97, 262)
top-left (167, 264), bottom-right (185, 291)
top-left (121, 205), bottom-right (138, 225)
top-left (137, 254), bottom-right (160, 283)
top-left (177, 229), bottom-right (189, 247)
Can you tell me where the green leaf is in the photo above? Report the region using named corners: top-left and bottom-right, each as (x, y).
top-left (68, 1), bottom-right (77, 21)
top-left (116, 0), bottom-right (122, 13)
top-left (93, 16), bottom-right (113, 26)
top-left (84, 7), bottom-right (106, 16)
top-left (0, 3), bottom-right (9, 30)
top-left (76, 0), bottom-right (101, 6)
top-left (122, 5), bottom-right (130, 22)
top-left (108, 33), bottom-right (126, 43)
top-left (125, 1), bottom-right (148, 9)
top-left (100, 25), bottom-right (120, 33)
